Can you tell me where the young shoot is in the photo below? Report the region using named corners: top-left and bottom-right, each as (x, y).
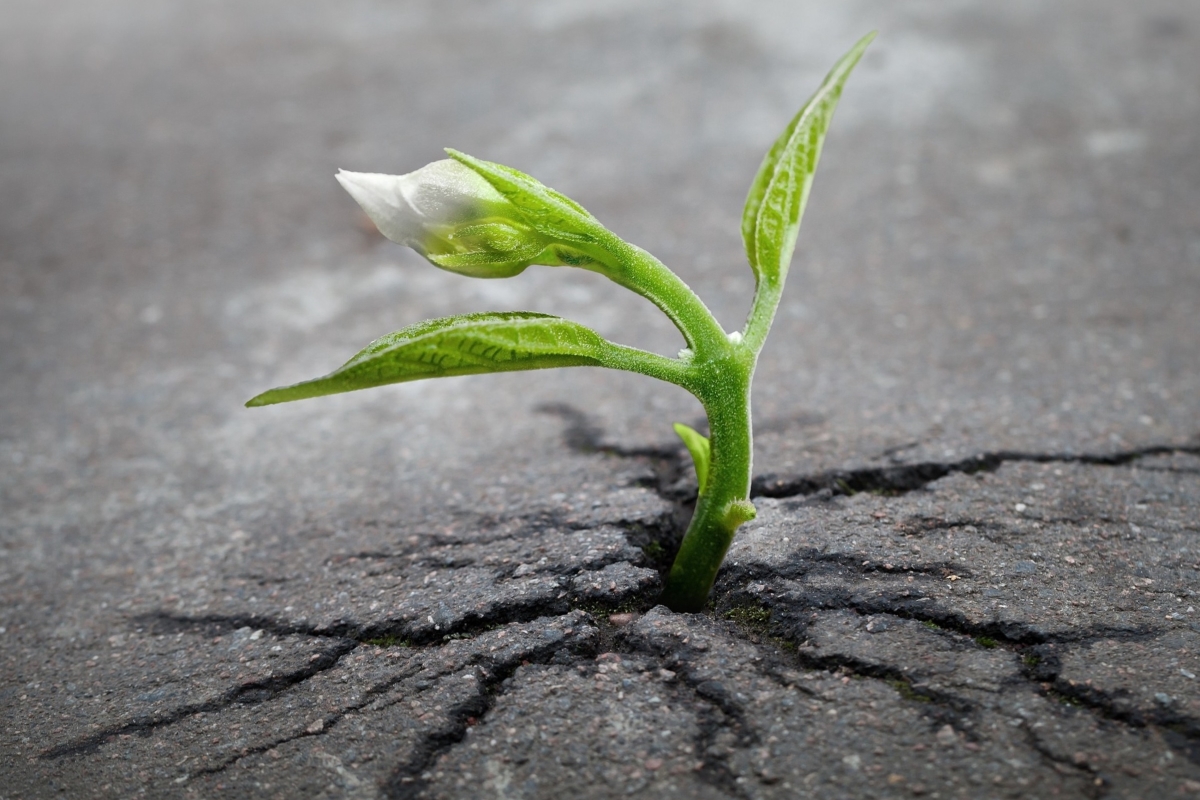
top-left (247, 34), bottom-right (874, 612)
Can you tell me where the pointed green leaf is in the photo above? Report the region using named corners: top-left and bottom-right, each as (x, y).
top-left (742, 32), bottom-right (874, 288)
top-left (673, 422), bottom-right (711, 494)
top-left (246, 312), bottom-right (610, 407)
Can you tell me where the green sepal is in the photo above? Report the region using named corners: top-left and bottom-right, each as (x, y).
top-left (246, 312), bottom-right (610, 407)
top-left (445, 149), bottom-right (603, 247)
top-left (741, 32), bottom-right (875, 289)
top-left (673, 422), bottom-right (712, 494)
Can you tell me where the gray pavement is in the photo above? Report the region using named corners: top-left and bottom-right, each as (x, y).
top-left (2, 1), bottom-right (1199, 798)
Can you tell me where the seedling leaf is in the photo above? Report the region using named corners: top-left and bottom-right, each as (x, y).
top-left (246, 312), bottom-right (609, 407)
top-left (673, 422), bottom-right (711, 494)
top-left (742, 31), bottom-right (874, 289)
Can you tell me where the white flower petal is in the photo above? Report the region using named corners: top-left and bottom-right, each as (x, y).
top-left (336, 169), bottom-right (425, 247)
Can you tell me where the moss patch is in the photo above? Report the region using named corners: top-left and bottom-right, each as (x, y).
top-left (363, 634), bottom-right (411, 648)
top-left (724, 604), bottom-right (772, 636)
top-left (886, 678), bottom-right (933, 703)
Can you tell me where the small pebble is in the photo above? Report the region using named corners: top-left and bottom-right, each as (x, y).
top-left (935, 725), bottom-right (958, 746)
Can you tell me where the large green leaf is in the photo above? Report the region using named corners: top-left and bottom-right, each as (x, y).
top-left (246, 312), bottom-right (609, 407)
top-left (742, 32), bottom-right (874, 288)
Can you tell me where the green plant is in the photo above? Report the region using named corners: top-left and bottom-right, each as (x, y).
top-left (247, 34), bottom-right (874, 612)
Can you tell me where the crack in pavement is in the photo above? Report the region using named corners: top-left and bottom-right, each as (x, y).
top-left (333, 509), bottom-right (673, 567)
top-left (718, 564), bottom-right (1157, 645)
top-left (1044, 663), bottom-right (1200, 765)
top-left (381, 618), bottom-right (600, 800)
top-left (38, 414), bottom-right (1196, 791)
top-left (687, 681), bottom-right (756, 800)
top-left (1019, 723), bottom-right (1107, 798)
top-left (38, 638), bottom-right (358, 760)
top-left (752, 444), bottom-right (1200, 499)
top-left (713, 582), bottom-right (1200, 767)
top-left (142, 559), bottom-right (660, 649)
top-left (43, 590), bottom-right (655, 769)
top-left (597, 621), bottom-right (757, 798)
top-left (535, 411), bottom-right (1200, 771)
top-left (185, 660), bottom-right (427, 781)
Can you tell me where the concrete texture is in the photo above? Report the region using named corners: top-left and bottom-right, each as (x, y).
top-left (2, 1), bottom-right (1199, 797)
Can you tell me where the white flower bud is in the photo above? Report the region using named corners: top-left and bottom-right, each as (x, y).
top-left (336, 160), bottom-right (585, 278)
top-left (336, 161), bottom-right (504, 248)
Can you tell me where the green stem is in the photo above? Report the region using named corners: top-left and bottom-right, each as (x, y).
top-left (660, 345), bottom-right (757, 612)
top-left (591, 234), bottom-right (729, 358)
top-left (741, 278), bottom-right (782, 354)
top-left (596, 341), bottom-right (694, 386)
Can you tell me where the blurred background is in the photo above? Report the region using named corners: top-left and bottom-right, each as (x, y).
top-left (1, 0), bottom-right (1198, 606)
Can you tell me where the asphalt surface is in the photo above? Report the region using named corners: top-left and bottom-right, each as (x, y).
top-left (2, 1), bottom-right (1199, 798)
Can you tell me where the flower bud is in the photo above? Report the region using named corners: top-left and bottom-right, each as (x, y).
top-left (336, 161), bottom-right (588, 278)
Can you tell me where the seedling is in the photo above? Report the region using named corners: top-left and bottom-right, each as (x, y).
top-left (248, 34), bottom-right (874, 612)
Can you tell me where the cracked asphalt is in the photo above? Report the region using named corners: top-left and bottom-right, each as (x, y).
top-left (2, 1), bottom-right (1199, 798)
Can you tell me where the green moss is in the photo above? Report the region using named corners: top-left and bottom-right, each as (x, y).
top-left (1047, 689), bottom-right (1081, 708)
top-left (921, 620), bottom-right (942, 631)
top-left (641, 540), bottom-right (665, 561)
top-left (1023, 654), bottom-right (1042, 668)
top-left (886, 678), bottom-right (932, 703)
top-left (724, 604), bottom-right (772, 636)
top-left (363, 634), bottom-right (410, 648)
top-left (769, 635), bottom-right (799, 653)
top-left (723, 603), bottom-right (797, 651)
top-left (975, 636), bottom-right (998, 649)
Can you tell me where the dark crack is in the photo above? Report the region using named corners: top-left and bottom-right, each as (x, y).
top-left (716, 600), bottom-right (977, 720)
top-left (717, 563), bottom-right (1155, 646)
top-left (140, 555), bottom-right (661, 650)
top-left (715, 580), bottom-right (1200, 771)
top-left (1019, 724), bottom-right (1107, 798)
top-left (39, 638), bottom-right (357, 760)
top-left (331, 507), bottom-right (684, 597)
top-left (537, 402), bottom-right (696, 581)
top-left (608, 624), bottom-right (756, 798)
top-left (189, 615), bottom-right (611, 784)
top-left (187, 660), bottom-right (427, 781)
top-left (137, 610), bottom-right (337, 640)
top-left (752, 444), bottom-right (1200, 499)
top-left (381, 618), bottom-right (599, 800)
top-left (1030, 648), bottom-right (1200, 767)
top-left (688, 680), bottom-right (755, 799)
